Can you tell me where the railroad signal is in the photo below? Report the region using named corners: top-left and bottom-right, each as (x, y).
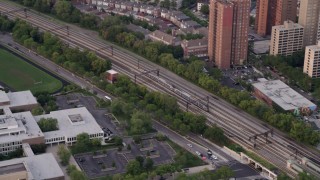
top-left (248, 130), bottom-right (273, 148)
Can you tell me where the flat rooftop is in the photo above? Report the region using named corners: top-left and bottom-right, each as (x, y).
top-left (0, 91), bottom-right (10, 104)
top-left (34, 107), bottom-right (103, 139)
top-left (0, 110), bottom-right (44, 144)
top-left (0, 163), bottom-right (26, 175)
top-left (0, 153), bottom-right (64, 179)
top-left (253, 80), bottom-right (317, 111)
top-left (0, 90), bottom-right (38, 109)
top-left (253, 40), bottom-right (270, 54)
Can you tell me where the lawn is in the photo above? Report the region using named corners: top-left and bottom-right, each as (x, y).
top-left (0, 48), bottom-right (63, 93)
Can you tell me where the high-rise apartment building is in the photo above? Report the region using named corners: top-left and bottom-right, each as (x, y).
top-left (303, 41), bottom-right (320, 78)
top-left (317, 13), bottom-right (320, 42)
top-left (298, 0), bottom-right (320, 47)
top-left (208, 0), bottom-right (249, 69)
top-left (230, 0), bottom-right (250, 65)
top-left (270, 20), bottom-right (304, 56)
top-left (255, 0), bottom-right (298, 36)
top-left (255, 0), bottom-right (269, 36)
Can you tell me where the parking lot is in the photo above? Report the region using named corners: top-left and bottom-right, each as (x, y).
top-left (221, 66), bottom-right (263, 88)
top-left (122, 138), bottom-right (176, 166)
top-left (74, 149), bottom-right (128, 178)
top-left (73, 137), bottom-right (176, 178)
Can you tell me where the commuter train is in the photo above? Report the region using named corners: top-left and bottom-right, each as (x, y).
top-left (145, 72), bottom-right (198, 104)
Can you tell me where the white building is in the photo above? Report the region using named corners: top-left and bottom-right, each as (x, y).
top-left (0, 153), bottom-right (64, 180)
top-left (0, 91), bottom-right (44, 155)
top-left (0, 106), bottom-right (44, 155)
top-left (35, 107), bottom-right (104, 146)
top-left (253, 79), bottom-right (317, 111)
top-left (0, 90), bottom-right (38, 112)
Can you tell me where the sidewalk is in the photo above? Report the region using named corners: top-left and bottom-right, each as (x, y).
top-left (46, 144), bottom-right (81, 180)
top-left (186, 164), bottom-right (215, 174)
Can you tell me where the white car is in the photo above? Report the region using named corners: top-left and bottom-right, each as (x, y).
top-left (212, 155), bottom-right (218, 160)
top-left (195, 151), bottom-right (201, 156)
top-left (187, 144), bottom-right (193, 148)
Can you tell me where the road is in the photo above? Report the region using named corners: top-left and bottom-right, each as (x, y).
top-left (1, 2), bottom-right (319, 177)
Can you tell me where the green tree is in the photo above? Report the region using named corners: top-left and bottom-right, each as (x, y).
top-left (114, 136), bottom-right (123, 146)
top-left (91, 138), bottom-right (101, 147)
top-left (214, 166), bottom-right (234, 179)
top-left (160, 0), bottom-right (170, 8)
top-left (72, 133), bottom-right (91, 153)
top-left (127, 144), bottom-right (131, 151)
top-left (37, 118), bottom-right (58, 132)
top-left (144, 157), bottom-right (154, 172)
top-left (126, 160), bottom-right (142, 175)
top-left (129, 111), bottom-right (152, 135)
top-left (200, 4), bottom-right (209, 15)
top-left (31, 107), bottom-right (43, 115)
top-left (70, 170), bottom-right (86, 180)
top-left (204, 125), bottom-right (227, 145)
top-left (135, 156), bottom-right (144, 167)
top-left (57, 145), bottom-right (71, 166)
top-left (298, 172), bottom-right (317, 180)
top-left (91, 59), bottom-right (111, 75)
top-left (30, 144), bottom-right (47, 154)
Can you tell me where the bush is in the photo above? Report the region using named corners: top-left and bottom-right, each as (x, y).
top-left (30, 144), bottom-right (47, 154)
top-left (57, 145), bottom-right (71, 166)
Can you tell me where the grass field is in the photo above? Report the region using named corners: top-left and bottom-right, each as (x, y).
top-left (0, 48), bottom-right (63, 93)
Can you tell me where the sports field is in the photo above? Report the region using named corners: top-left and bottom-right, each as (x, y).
top-left (0, 48), bottom-right (63, 93)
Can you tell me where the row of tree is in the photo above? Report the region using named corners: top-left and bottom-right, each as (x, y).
top-left (8, 19), bottom-right (111, 77)
top-left (263, 53), bottom-right (311, 91)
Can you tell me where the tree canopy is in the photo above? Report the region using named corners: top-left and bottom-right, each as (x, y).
top-left (37, 118), bottom-right (58, 132)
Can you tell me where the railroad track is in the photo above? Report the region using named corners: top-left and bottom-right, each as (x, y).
top-left (1, 3), bottom-right (319, 177)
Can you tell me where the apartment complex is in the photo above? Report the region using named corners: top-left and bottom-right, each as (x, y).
top-left (270, 20), bottom-right (304, 56)
top-left (208, 0), bottom-right (249, 69)
top-left (303, 41), bottom-right (320, 78)
top-left (148, 30), bottom-right (181, 46)
top-left (255, 0), bottom-right (298, 36)
top-left (298, 0), bottom-right (320, 47)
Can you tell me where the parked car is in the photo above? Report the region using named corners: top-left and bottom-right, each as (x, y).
top-left (187, 144), bottom-right (193, 148)
top-left (195, 151), bottom-right (201, 156)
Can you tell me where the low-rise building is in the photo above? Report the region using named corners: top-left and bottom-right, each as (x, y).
top-left (0, 108), bottom-right (45, 155)
top-left (34, 107), bottom-right (104, 146)
top-left (181, 38), bottom-right (208, 58)
top-left (194, 27), bottom-right (208, 37)
top-left (0, 90), bottom-right (38, 112)
top-left (148, 30), bottom-right (181, 46)
top-left (197, 0), bottom-right (209, 11)
top-left (0, 153), bottom-right (64, 180)
top-left (253, 79), bottom-right (317, 111)
top-left (180, 20), bottom-right (201, 29)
